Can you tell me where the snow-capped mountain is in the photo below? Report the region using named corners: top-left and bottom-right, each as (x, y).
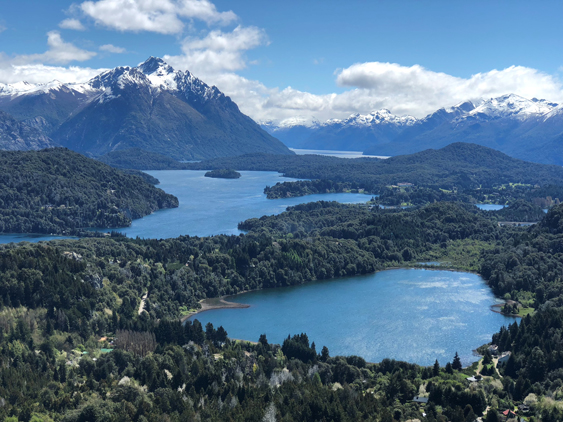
top-left (262, 94), bottom-right (563, 166)
top-left (454, 94), bottom-right (557, 122)
top-left (0, 57), bottom-right (291, 160)
top-left (262, 109), bottom-right (418, 151)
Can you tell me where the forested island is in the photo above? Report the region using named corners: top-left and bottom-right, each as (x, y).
top-left (0, 148), bottom-right (178, 235)
top-left (204, 169), bottom-right (241, 179)
top-left (0, 200), bottom-right (563, 420)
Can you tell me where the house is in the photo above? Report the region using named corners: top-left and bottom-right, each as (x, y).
top-left (502, 409), bottom-right (517, 419)
top-left (497, 351), bottom-right (511, 366)
top-left (488, 344), bottom-right (499, 355)
top-left (518, 404), bottom-right (530, 413)
top-left (397, 182), bottom-right (414, 187)
top-left (466, 376), bottom-right (480, 382)
top-left (411, 396), bottom-right (429, 404)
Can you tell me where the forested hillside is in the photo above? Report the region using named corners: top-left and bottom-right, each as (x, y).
top-left (0, 148), bottom-right (178, 234)
top-left (186, 143), bottom-right (563, 192)
top-left (0, 201), bottom-right (563, 420)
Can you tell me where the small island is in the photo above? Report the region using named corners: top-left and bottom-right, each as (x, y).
top-left (204, 169), bottom-right (241, 179)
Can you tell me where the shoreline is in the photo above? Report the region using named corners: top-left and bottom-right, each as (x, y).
top-left (490, 303), bottom-right (522, 318)
top-left (181, 297), bottom-right (250, 322)
top-left (182, 264), bottom-right (500, 323)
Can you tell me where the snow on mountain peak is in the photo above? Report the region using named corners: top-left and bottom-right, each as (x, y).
top-left (138, 57), bottom-right (178, 91)
top-left (464, 94), bottom-right (557, 121)
top-left (325, 109), bottom-right (417, 127)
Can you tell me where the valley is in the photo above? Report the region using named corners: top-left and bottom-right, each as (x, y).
top-left (0, 14), bottom-right (562, 419)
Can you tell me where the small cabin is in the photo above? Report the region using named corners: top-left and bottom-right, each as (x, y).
top-left (488, 344), bottom-right (499, 355)
top-left (411, 396), bottom-right (429, 404)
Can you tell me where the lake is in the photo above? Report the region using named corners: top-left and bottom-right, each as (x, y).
top-left (190, 268), bottom-right (513, 367)
top-left (0, 170), bottom-right (370, 244)
top-left (475, 204), bottom-right (505, 211)
top-left (290, 148), bottom-right (390, 159)
top-left (108, 170), bottom-right (371, 239)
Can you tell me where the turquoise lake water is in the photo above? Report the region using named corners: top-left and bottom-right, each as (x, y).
top-left (0, 170), bottom-right (370, 243)
top-left (190, 268), bottom-right (514, 367)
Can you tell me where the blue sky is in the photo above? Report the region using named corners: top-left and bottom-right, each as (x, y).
top-left (1, 0), bottom-right (562, 122)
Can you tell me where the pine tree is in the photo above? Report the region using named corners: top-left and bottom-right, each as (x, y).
top-left (452, 352), bottom-right (463, 370)
top-left (433, 359), bottom-right (440, 377)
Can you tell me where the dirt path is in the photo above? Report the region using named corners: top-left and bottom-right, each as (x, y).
top-left (138, 291), bottom-right (148, 315)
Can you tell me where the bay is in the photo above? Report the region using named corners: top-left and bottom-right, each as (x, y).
top-left (88, 170), bottom-right (371, 239)
top-left (190, 268), bottom-right (514, 367)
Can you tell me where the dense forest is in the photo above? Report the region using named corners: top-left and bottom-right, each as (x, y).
top-left (97, 148), bottom-right (188, 170)
top-left (204, 169), bottom-right (241, 179)
top-left (186, 143), bottom-right (563, 192)
top-left (0, 149), bottom-right (178, 235)
top-left (1, 195), bottom-right (563, 419)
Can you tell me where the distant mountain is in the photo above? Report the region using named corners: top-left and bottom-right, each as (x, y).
top-left (367, 95), bottom-right (561, 161)
top-left (262, 109), bottom-right (416, 151)
top-left (0, 111), bottom-right (54, 151)
top-left (0, 57), bottom-right (292, 160)
top-left (186, 142), bottom-right (563, 190)
top-left (98, 148), bottom-right (187, 170)
top-left (263, 94), bottom-right (563, 166)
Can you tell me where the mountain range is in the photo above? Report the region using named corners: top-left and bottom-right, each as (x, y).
top-left (262, 94), bottom-right (563, 165)
top-left (0, 57), bottom-right (291, 160)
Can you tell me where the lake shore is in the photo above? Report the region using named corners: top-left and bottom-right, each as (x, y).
top-left (182, 264), bottom-right (493, 323)
top-left (182, 297), bottom-right (250, 322)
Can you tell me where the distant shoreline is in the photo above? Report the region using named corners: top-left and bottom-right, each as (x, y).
top-left (181, 297), bottom-right (250, 322)
top-left (181, 265), bottom-right (497, 324)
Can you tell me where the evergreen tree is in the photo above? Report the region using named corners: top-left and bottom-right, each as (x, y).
top-left (433, 359), bottom-right (440, 377)
top-left (452, 352), bottom-right (463, 370)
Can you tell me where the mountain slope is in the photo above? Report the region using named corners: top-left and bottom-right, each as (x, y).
top-left (0, 58), bottom-right (292, 160)
top-left (0, 148), bottom-right (178, 234)
top-left (0, 111), bottom-right (54, 151)
top-left (0, 81), bottom-right (95, 134)
top-left (263, 110), bottom-right (416, 151)
top-left (186, 142), bottom-right (563, 190)
top-left (363, 95), bottom-right (563, 164)
top-left (264, 94), bottom-right (563, 166)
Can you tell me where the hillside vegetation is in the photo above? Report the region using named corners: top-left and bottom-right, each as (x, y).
top-left (1, 202), bottom-right (563, 420)
top-left (0, 148), bottom-right (178, 234)
top-left (186, 143), bottom-right (563, 191)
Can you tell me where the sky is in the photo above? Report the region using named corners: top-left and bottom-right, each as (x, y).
top-left (1, 0), bottom-right (562, 124)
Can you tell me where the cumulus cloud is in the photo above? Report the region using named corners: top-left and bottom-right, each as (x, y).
top-left (190, 62), bottom-right (563, 124)
top-left (99, 44), bottom-right (126, 53)
top-left (79, 0), bottom-right (237, 34)
top-left (59, 18), bottom-right (87, 31)
top-left (13, 31), bottom-right (97, 65)
top-left (164, 25), bottom-right (267, 74)
top-left (0, 59), bottom-right (105, 84)
top-left (334, 62), bottom-right (563, 117)
top-left (0, 32), bottom-right (100, 84)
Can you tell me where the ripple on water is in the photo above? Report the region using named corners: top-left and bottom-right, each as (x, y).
top-left (190, 268), bottom-right (515, 366)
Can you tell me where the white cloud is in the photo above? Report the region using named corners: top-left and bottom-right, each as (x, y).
top-left (0, 59), bottom-right (105, 84)
top-left (0, 25), bottom-right (6, 34)
top-left (79, 0), bottom-right (237, 34)
top-left (99, 44), bottom-right (126, 53)
top-left (13, 31), bottom-right (96, 65)
top-left (59, 18), bottom-right (87, 31)
top-left (191, 62), bottom-right (563, 125)
top-left (164, 25), bottom-right (267, 74)
top-left (334, 62), bottom-right (563, 117)
top-left (0, 32), bottom-right (99, 84)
